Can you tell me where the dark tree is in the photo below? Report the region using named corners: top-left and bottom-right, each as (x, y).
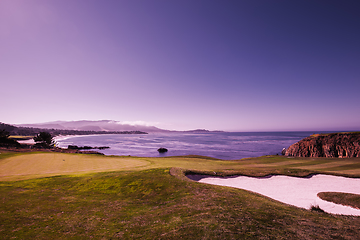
top-left (0, 129), bottom-right (21, 148)
top-left (0, 123), bottom-right (16, 134)
top-left (0, 129), bottom-right (10, 139)
top-left (33, 132), bottom-right (55, 148)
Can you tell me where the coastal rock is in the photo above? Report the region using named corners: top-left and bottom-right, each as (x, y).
top-left (157, 148), bottom-right (168, 153)
top-left (285, 132), bottom-right (360, 158)
top-left (68, 145), bottom-right (110, 150)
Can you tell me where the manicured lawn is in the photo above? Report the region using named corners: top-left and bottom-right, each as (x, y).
top-left (1, 151), bottom-right (360, 239)
top-left (1, 168), bottom-right (360, 239)
top-left (0, 152), bottom-right (150, 181)
top-left (2, 153), bottom-right (360, 181)
top-left (8, 136), bottom-right (34, 140)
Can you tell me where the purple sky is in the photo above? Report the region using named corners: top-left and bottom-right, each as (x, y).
top-left (1, 0), bottom-right (360, 131)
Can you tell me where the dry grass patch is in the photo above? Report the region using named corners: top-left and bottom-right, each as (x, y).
top-left (2, 168), bottom-right (360, 239)
top-left (318, 192), bottom-right (360, 210)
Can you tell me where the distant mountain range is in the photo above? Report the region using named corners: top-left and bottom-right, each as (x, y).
top-left (0, 122), bottom-right (147, 137)
top-left (16, 120), bottom-right (223, 133)
top-left (17, 120), bottom-right (166, 133)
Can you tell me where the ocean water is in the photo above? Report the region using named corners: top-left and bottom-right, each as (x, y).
top-left (56, 131), bottom-right (319, 160)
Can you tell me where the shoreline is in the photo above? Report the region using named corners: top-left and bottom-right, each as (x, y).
top-left (51, 132), bottom-right (303, 160)
top-left (54, 134), bottom-right (96, 142)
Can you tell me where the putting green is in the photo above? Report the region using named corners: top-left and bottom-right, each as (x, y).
top-left (0, 153), bottom-right (150, 181)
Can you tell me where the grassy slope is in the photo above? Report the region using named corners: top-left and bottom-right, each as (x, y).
top-left (1, 152), bottom-right (360, 239)
top-left (318, 192), bottom-right (360, 210)
top-left (1, 168), bottom-right (360, 239)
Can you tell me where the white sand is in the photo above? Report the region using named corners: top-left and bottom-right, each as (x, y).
top-left (54, 135), bottom-right (88, 142)
top-left (54, 135), bottom-right (98, 148)
top-left (18, 135), bottom-right (82, 146)
top-left (189, 174), bottom-right (360, 216)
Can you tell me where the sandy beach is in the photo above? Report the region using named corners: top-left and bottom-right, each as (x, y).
top-left (188, 174), bottom-right (360, 216)
top-left (17, 135), bottom-right (87, 146)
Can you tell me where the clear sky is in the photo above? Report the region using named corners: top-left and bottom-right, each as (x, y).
top-left (1, 0), bottom-right (360, 131)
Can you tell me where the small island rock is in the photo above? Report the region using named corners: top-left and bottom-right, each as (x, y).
top-left (157, 148), bottom-right (168, 153)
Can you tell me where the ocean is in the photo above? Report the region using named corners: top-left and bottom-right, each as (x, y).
top-left (56, 131), bottom-right (321, 160)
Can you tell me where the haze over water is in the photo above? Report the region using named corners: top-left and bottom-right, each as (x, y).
top-left (57, 132), bottom-right (318, 160)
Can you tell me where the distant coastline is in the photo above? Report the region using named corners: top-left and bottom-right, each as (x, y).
top-left (55, 131), bottom-right (313, 160)
top-left (1, 122), bottom-right (148, 138)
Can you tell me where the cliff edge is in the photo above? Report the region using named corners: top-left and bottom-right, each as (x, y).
top-left (285, 132), bottom-right (360, 158)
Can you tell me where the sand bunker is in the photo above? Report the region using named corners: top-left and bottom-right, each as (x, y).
top-left (188, 174), bottom-right (360, 216)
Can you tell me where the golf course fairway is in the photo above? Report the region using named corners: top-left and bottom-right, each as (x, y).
top-left (1, 151), bottom-right (360, 239)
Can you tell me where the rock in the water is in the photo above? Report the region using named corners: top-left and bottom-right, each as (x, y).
top-left (285, 132), bottom-right (360, 158)
top-left (157, 148), bottom-right (168, 153)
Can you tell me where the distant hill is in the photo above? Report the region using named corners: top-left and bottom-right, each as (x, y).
top-left (0, 122), bottom-right (147, 137)
top-left (17, 120), bottom-right (168, 133)
top-left (16, 120), bottom-right (222, 133)
top-left (183, 129), bottom-right (224, 133)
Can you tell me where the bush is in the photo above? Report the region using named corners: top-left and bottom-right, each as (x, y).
top-left (33, 132), bottom-right (55, 149)
top-left (310, 204), bottom-right (325, 213)
top-left (0, 129), bottom-right (10, 138)
top-left (0, 129), bottom-right (21, 148)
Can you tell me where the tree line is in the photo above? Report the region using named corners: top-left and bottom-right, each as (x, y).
top-left (0, 122), bottom-right (147, 136)
top-left (0, 122), bottom-right (147, 149)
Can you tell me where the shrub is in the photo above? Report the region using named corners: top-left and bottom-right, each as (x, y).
top-left (33, 132), bottom-right (55, 149)
top-left (310, 204), bottom-right (325, 213)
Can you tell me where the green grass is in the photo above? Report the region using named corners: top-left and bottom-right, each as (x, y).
top-left (318, 192), bottom-right (360, 209)
top-left (0, 151), bottom-right (21, 160)
top-left (0, 152), bottom-right (152, 181)
top-left (2, 153), bottom-right (360, 181)
top-left (1, 151), bottom-right (360, 238)
top-left (319, 163), bottom-right (360, 171)
top-left (284, 159), bottom-right (333, 167)
top-left (1, 168), bottom-right (360, 239)
top-left (310, 131), bottom-right (360, 137)
top-left (8, 135), bottom-right (34, 140)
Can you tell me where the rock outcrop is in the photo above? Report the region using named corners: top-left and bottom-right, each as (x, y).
top-left (285, 132), bottom-right (360, 158)
top-left (157, 148), bottom-right (168, 153)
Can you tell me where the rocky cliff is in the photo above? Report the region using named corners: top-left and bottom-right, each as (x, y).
top-left (285, 132), bottom-right (360, 158)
